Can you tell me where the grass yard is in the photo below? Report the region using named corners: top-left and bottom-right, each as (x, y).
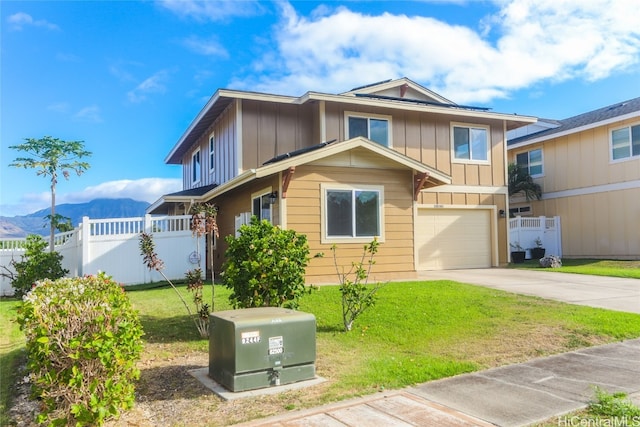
top-left (0, 299), bottom-right (22, 426)
top-left (3, 278), bottom-right (640, 426)
top-left (510, 258), bottom-right (640, 279)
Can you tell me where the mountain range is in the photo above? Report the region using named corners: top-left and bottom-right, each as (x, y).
top-left (0, 198), bottom-right (150, 238)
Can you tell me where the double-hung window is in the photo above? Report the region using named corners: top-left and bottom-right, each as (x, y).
top-left (252, 191), bottom-right (272, 223)
top-left (611, 124), bottom-right (640, 161)
top-left (323, 184), bottom-right (383, 242)
top-left (346, 112), bottom-right (391, 147)
top-left (209, 132), bottom-right (215, 174)
top-left (516, 148), bottom-right (543, 176)
top-left (191, 149), bottom-right (201, 184)
top-left (452, 124), bottom-right (489, 162)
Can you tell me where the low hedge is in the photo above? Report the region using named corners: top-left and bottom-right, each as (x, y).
top-left (17, 273), bottom-right (144, 426)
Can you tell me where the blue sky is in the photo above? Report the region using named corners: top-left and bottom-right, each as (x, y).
top-left (2, 0), bottom-right (639, 216)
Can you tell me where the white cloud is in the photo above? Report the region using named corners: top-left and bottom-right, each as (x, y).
top-left (74, 105), bottom-right (102, 123)
top-left (3, 178), bottom-right (182, 216)
top-left (183, 35), bottom-right (229, 58)
top-left (47, 102), bottom-right (70, 113)
top-left (127, 70), bottom-right (170, 103)
top-left (231, 0), bottom-right (640, 104)
top-left (158, 0), bottom-right (265, 22)
top-left (7, 12), bottom-right (59, 31)
top-left (62, 178), bottom-right (182, 204)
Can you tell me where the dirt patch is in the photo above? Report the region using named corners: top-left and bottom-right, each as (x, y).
top-left (8, 346), bottom-right (335, 427)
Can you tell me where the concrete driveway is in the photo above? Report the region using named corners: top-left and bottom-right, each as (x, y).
top-left (421, 268), bottom-right (640, 314)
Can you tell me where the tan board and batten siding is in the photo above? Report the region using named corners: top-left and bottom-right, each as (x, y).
top-left (510, 117), bottom-right (640, 259)
top-left (286, 164), bottom-right (417, 283)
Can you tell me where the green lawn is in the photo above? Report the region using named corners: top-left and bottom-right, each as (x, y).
top-left (0, 298), bottom-right (23, 426)
top-left (509, 258), bottom-right (640, 279)
top-left (3, 276), bottom-right (640, 424)
top-left (123, 280), bottom-right (640, 398)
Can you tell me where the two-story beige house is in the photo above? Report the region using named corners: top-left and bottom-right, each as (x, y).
top-left (149, 78), bottom-right (536, 282)
top-left (508, 97), bottom-right (640, 259)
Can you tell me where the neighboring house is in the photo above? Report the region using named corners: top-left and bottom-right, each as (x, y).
top-left (508, 97), bottom-right (640, 260)
top-left (149, 78), bottom-right (536, 282)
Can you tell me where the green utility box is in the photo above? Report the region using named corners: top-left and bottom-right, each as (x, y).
top-left (209, 307), bottom-right (316, 392)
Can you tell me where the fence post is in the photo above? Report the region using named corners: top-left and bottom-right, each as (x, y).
top-left (555, 216), bottom-right (562, 257)
top-left (81, 216), bottom-right (90, 277)
top-left (144, 214), bottom-right (152, 233)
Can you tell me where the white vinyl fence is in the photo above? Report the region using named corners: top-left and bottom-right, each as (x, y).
top-left (509, 216), bottom-right (562, 259)
top-left (0, 215), bottom-right (204, 296)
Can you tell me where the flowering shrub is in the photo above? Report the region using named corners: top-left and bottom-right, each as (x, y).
top-left (222, 217), bottom-right (314, 309)
top-left (16, 273), bottom-right (143, 426)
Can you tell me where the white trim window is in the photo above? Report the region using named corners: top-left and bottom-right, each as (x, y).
top-left (191, 149), bottom-right (201, 184)
top-left (452, 123), bottom-right (489, 163)
top-left (209, 132), bottom-right (215, 174)
top-left (516, 148), bottom-right (543, 176)
top-left (611, 123), bottom-right (640, 161)
top-left (322, 184), bottom-right (383, 242)
top-left (252, 190), bottom-right (272, 223)
top-left (345, 112), bottom-right (391, 147)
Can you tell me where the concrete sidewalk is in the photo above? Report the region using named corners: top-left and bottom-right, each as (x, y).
top-left (422, 268), bottom-right (640, 314)
top-left (411, 338), bottom-right (640, 426)
top-left (235, 339), bottom-right (640, 427)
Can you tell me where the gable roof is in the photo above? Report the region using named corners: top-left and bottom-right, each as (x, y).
top-left (165, 78), bottom-right (536, 164)
top-left (150, 137), bottom-right (452, 214)
top-left (508, 96), bottom-right (640, 148)
top-left (341, 77), bottom-right (456, 105)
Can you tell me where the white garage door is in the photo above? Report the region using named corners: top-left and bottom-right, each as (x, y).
top-left (416, 208), bottom-right (492, 270)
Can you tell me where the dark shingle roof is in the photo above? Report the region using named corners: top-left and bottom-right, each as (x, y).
top-left (508, 96), bottom-right (640, 146)
top-left (165, 183), bottom-right (218, 197)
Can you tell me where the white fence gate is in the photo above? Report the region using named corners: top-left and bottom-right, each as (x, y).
top-left (509, 216), bottom-right (562, 259)
top-left (0, 215), bottom-right (204, 296)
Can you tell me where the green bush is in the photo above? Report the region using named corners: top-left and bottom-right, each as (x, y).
top-left (16, 273), bottom-right (144, 426)
top-left (5, 234), bottom-right (68, 297)
top-left (222, 217), bottom-right (314, 309)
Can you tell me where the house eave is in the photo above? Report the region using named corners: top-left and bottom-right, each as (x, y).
top-left (508, 110), bottom-right (640, 150)
top-left (303, 92), bottom-right (537, 130)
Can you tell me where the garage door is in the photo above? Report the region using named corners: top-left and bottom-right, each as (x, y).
top-left (416, 208), bottom-right (491, 270)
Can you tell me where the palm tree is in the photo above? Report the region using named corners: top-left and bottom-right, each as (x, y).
top-left (10, 136), bottom-right (91, 251)
top-left (508, 163), bottom-right (542, 201)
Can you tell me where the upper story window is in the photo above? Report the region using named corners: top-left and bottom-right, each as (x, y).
top-left (322, 184), bottom-right (383, 242)
top-left (209, 132), bottom-right (215, 174)
top-left (452, 123), bottom-right (489, 163)
top-left (191, 149), bottom-right (201, 184)
top-left (611, 123), bottom-right (640, 161)
top-left (252, 190), bottom-right (272, 223)
top-left (516, 148), bottom-right (543, 176)
top-left (345, 112), bottom-right (391, 147)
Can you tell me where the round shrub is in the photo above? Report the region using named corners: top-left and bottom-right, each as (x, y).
top-left (222, 217), bottom-right (313, 309)
top-left (17, 272), bottom-right (144, 426)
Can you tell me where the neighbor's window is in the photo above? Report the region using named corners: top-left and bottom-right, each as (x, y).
top-left (209, 132), bottom-right (215, 174)
top-left (346, 113), bottom-right (391, 147)
top-left (516, 148), bottom-right (543, 176)
top-left (325, 187), bottom-right (382, 239)
top-left (452, 124), bottom-right (489, 162)
top-left (611, 124), bottom-right (640, 161)
top-left (252, 192), bottom-right (272, 223)
top-left (192, 149), bottom-right (201, 184)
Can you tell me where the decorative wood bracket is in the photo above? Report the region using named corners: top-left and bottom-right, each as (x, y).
top-left (282, 167), bottom-right (295, 199)
top-left (414, 172), bottom-right (429, 201)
